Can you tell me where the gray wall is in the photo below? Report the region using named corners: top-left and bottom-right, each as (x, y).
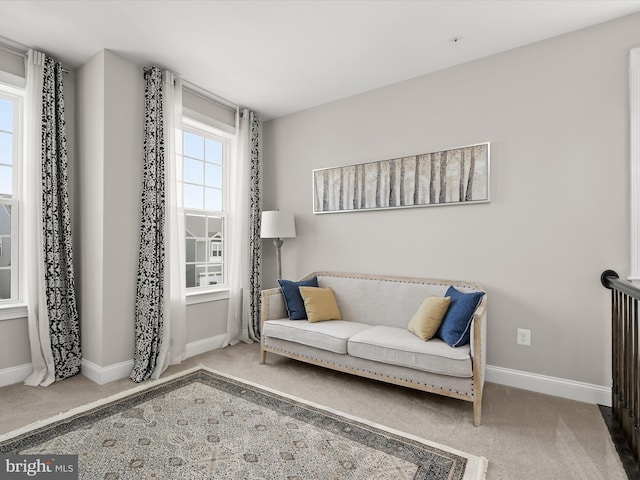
top-left (76, 50), bottom-right (105, 365)
top-left (262, 14), bottom-right (638, 387)
top-left (76, 49), bottom-right (143, 367)
top-left (186, 300), bottom-right (228, 344)
top-left (0, 317), bottom-right (30, 368)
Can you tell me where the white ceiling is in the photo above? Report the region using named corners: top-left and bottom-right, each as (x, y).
top-left (0, 0), bottom-right (639, 120)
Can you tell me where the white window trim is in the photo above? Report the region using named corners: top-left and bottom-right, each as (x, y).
top-left (181, 115), bottom-right (234, 294)
top-left (182, 115), bottom-right (236, 143)
top-left (0, 303), bottom-right (27, 321)
top-left (186, 289), bottom-right (229, 305)
top-left (0, 82), bottom-right (24, 317)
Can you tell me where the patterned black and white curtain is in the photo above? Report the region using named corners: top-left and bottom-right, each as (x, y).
top-left (41, 57), bottom-right (81, 379)
top-left (248, 112), bottom-right (262, 339)
top-left (131, 67), bottom-right (186, 383)
top-left (25, 50), bottom-right (81, 386)
top-left (131, 67), bottom-right (165, 383)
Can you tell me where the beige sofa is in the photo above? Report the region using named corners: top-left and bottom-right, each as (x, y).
top-left (259, 271), bottom-right (487, 426)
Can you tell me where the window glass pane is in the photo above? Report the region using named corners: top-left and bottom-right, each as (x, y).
top-left (184, 131), bottom-right (204, 160)
top-left (205, 188), bottom-right (222, 211)
top-left (195, 240), bottom-right (206, 262)
top-left (0, 201), bottom-right (9, 299)
top-left (0, 99), bottom-right (12, 132)
top-left (0, 269), bottom-right (9, 300)
top-left (208, 216), bottom-right (223, 263)
top-left (185, 214), bottom-right (206, 238)
top-left (205, 163), bottom-right (222, 188)
top-left (208, 216), bottom-right (222, 237)
top-left (205, 139), bottom-right (223, 164)
top-left (184, 157), bottom-right (203, 184)
top-left (0, 132), bottom-right (12, 164)
top-left (195, 264), bottom-right (208, 287)
top-left (0, 237), bottom-right (8, 266)
top-left (184, 184), bottom-right (203, 210)
top-left (0, 165), bottom-right (12, 195)
top-left (185, 264), bottom-right (196, 289)
top-left (185, 238), bottom-right (196, 262)
top-left (0, 205), bottom-right (11, 269)
top-left (207, 266), bottom-right (222, 285)
top-left (209, 239), bottom-right (222, 261)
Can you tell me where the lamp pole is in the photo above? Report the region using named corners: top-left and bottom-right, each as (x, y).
top-left (273, 238), bottom-right (284, 280)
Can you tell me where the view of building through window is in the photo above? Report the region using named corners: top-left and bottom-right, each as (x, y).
top-left (185, 214), bottom-right (223, 288)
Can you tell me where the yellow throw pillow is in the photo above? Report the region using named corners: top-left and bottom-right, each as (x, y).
top-left (299, 287), bottom-right (343, 323)
top-left (407, 296), bottom-right (451, 341)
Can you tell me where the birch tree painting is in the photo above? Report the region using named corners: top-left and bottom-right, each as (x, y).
top-left (313, 143), bottom-right (489, 213)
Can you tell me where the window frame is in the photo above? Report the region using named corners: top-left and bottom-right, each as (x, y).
top-left (0, 83), bottom-right (24, 315)
top-left (180, 115), bottom-right (233, 296)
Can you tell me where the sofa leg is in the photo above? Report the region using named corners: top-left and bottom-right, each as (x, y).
top-left (259, 348), bottom-right (266, 365)
top-left (473, 396), bottom-right (482, 427)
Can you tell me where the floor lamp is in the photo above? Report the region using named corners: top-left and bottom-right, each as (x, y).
top-left (260, 211), bottom-right (296, 280)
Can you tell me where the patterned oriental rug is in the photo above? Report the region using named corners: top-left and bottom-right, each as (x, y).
top-left (0, 367), bottom-right (487, 480)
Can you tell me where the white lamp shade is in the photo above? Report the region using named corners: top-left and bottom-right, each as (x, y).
top-left (261, 211), bottom-right (296, 239)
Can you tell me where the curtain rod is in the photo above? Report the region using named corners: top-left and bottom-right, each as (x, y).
top-left (143, 66), bottom-right (239, 114)
top-left (0, 41), bottom-right (70, 74)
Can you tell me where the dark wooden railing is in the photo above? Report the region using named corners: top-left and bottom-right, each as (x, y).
top-left (601, 269), bottom-right (640, 462)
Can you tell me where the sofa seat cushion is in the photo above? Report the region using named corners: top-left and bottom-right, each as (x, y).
top-left (263, 319), bottom-right (373, 354)
top-left (347, 326), bottom-right (472, 378)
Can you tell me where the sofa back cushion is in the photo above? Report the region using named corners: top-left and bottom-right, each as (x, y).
top-left (314, 273), bottom-right (482, 330)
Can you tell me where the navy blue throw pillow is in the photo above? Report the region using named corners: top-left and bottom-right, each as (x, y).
top-left (436, 286), bottom-right (485, 348)
top-left (278, 276), bottom-right (319, 320)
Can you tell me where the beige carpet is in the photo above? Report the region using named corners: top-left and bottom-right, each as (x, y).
top-left (0, 343), bottom-right (625, 480)
top-left (1, 367), bottom-right (487, 479)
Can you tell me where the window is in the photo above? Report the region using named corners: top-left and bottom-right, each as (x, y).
top-left (180, 119), bottom-right (230, 290)
top-left (0, 85), bottom-right (22, 303)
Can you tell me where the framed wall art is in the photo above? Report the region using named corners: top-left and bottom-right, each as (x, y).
top-left (312, 142), bottom-right (490, 214)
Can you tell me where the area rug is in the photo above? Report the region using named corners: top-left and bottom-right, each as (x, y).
top-left (0, 366), bottom-right (487, 479)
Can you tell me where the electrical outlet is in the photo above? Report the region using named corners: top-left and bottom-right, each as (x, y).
top-left (517, 328), bottom-right (531, 346)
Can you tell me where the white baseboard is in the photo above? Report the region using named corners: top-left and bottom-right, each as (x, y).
top-left (486, 365), bottom-right (612, 407)
top-left (3, 351), bottom-right (610, 408)
top-left (0, 363), bottom-right (33, 387)
top-left (185, 334), bottom-right (226, 359)
top-left (81, 358), bottom-right (134, 386)
top-left (79, 335), bottom-right (226, 385)
top-left (1, 335), bottom-right (227, 388)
